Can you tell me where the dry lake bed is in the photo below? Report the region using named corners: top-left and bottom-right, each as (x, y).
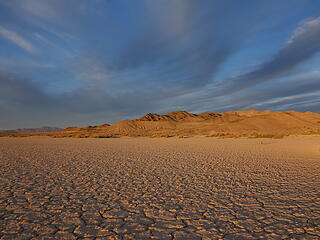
top-left (0, 137), bottom-right (319, 240)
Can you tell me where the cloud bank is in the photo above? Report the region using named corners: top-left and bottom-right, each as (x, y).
top-left (0, 0), bottom-right (319, 128)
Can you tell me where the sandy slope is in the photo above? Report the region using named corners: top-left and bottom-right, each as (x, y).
top-left (62, 110), bottom-right (320, 138)
top-left (1, 110), bottom-right (320, 138)
top-left (0, 137), bottom-right (319, 239)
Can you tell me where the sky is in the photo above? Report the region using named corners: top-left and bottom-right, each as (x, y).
top-left (1, 0), bottom-right (320, 129)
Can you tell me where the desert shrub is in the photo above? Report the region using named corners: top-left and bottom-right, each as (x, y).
top-left (248, 132), bottom-right (286, 139)
top-left (90, 133), bottom-right (113, 138)
top-left (72, 134), bottom-right (89, 138)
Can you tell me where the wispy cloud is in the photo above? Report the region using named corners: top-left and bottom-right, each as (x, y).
top-left (0, 26), bottom-right (37, 54)
top-left (188, 70), bottom-right (320, 113)
top-left (2, 0), bottom-right (73, 23)
top-left (33, 32), bottom-right (72, 57)
top-left (1, 0), bottom-right (89, 29)
top-left (249, 92), bottom-right (320, 110)
top-left (0, 57), bottom-right (55, 70)
top-left (105, 1), bottom-right (266, 98)
top-left (220, 16), bottom-right (320, 94)
top-left (72, 57), bottom-right (110, 88)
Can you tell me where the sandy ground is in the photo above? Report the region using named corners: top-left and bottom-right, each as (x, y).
top-left (0, 137), bottom-right (319, 240)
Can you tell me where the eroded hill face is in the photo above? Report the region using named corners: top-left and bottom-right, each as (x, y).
top-left (138, 111), bottom-right (221, 122)
top-left (60, 110), bottom-right (320, 138)
top-left (1, 110), bottom-right (319, 138)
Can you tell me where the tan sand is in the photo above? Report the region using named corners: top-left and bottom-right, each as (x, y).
top-left (0, 137), bottom-right (319, 239)
top-left (2, 110), bottom-right (320, 138)
top-left (58, 110), bottom-right (320, 138)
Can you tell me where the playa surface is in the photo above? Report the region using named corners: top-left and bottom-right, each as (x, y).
top-left (0, 137), bottom-right (319, 239)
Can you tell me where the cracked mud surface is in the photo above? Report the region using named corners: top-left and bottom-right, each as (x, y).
top-left (0, 137), bottom-right (319, 239)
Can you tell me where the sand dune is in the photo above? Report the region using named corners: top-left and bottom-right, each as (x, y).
top-left (62, 110), bottom-right (320, 138)
top-left (1, 110), bottom-right (319, 138)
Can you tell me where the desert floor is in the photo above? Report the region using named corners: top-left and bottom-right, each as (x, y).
top-left (0, 137), bottom-right (319, 240)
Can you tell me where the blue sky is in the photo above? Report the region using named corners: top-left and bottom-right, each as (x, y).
top-left (0, 0), bottom-right (320, 128)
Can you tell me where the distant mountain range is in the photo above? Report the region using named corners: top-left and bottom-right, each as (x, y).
top-left (0, 126), bottom-right (63, 133)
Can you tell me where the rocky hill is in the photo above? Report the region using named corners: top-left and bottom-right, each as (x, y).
top-left (1, 110), bottom-right (319, 138)
top-left (60, 110), bottom-right (320, 138)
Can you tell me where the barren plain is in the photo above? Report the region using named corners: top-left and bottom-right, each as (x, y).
top-left (0, 137), bottom-right (319, 239)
